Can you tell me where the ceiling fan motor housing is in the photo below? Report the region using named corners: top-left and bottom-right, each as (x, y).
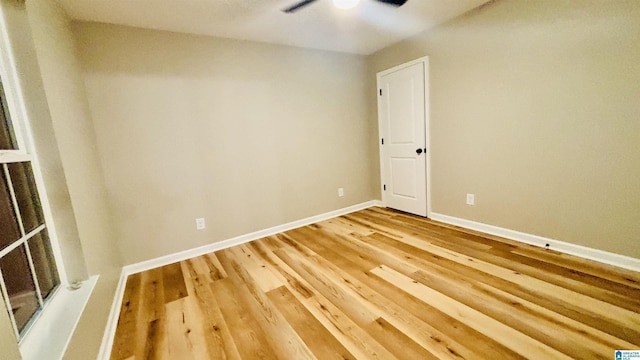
top-left (283, 0), bottom-right (408, 13)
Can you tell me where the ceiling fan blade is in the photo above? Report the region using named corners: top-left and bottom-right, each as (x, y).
top-left (374, 0), bottom-right (408, 6)
top-left (282, 0), bottom-right (319, 13)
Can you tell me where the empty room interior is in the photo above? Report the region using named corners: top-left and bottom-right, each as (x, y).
top-left (0, 0), bottom-right (639, 359)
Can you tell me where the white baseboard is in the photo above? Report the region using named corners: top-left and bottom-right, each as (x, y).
top-left (124, 200), bottom-right (382, 276)
top-left (97, 268), bottom-right (128, 360)
top-left (97, 200), bottom-right (382, 360)
top-left (429, 212), bottom-right (640, 272)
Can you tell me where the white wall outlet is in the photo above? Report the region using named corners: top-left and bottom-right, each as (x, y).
top-left (195, 217), bottom-right (206, 230)
top-left (338, 187), bottom-right (344, 197)
top-left (466, 194), bottom-right (475, 206)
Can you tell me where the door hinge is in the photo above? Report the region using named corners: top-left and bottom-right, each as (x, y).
top-left (383, 184), bottom-right (386, 191)
top-left (381, 138), bottom-right (384, 145)
top-left (379, 89), bottom-right (382, 96)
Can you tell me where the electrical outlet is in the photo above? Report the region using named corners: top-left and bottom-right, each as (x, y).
top-left (195, 218), bottom-right (206, 230)
top-left (338, 188), bottom-right (344, 197)
top-left (466, 194), bottom-right (475, 206)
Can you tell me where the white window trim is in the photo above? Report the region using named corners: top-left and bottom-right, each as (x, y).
top-left (0, 7), bottom-right (68, 288)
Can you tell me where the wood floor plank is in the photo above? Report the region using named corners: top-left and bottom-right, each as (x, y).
top-left (218, 249), bottom-right (317, 360)
top-left (211, 278), bottom-right (279, 359)
top-left (372, 265), bottom-right (572, 360)
top-left (363, 317), bottom-right (439, 360)
top-left (486, 247), bottom-right (640, 301)
top-left (204, 252), bottom-right (228, 280)
top-left (275, 242), bottom-right (474, 359)
top-left (132, 268), bottom-right (166, 359)
top-left (357, 210), bottom-right (608, 289)
top-left (110, 207), bottom-right (640, 359)
top-left (318, 217), bottom-right (376, 237)
top-left (256, 236), bottom-right (402, 360)
top-left (226, 244), bottom-right (283, 292)
top-left (378, 231), bottom-right (640, 333)
top-left (278, 229), bottom-right (529, 360)
top-left (143, 318), bottom-right (167, 360)
top-left (164, 297), bottom-right (211, 359)
top-left (352, 211), bottom-right (640, 310)
top-left (110, 273), bottom-right (142, 360)
top-left (344, 229), bottom-right (639, 357)
top-left (266, 286), bottom-right (357, 360)
top-left (187, 256), bottom-right (224, 284)
top-left (319, 216), bottom-right (396, 239)
top-left (162, 262), bottom-right (188, 304)
top-left (273, 246), bottom-right (381, 325)
top-left (359, 208), bottom-right (523, 253)
top-left (307, 235), bottom-right (526, 359)
top-left (367, 230), bottom-right (640, 344)
top-left (139, 268), bottom-right (166, 322)
top-left (434, 239), bottom-right (640, 311)
top-left (181, 260), bottom-right (241, 360)
top-left (277, 228), bottom-right (510, 358)
top-left (248, 239), bottom-right (315, 299)
top-left (512, 247), bottom-right (640, 290)
top-left (409, 269), bottom-right (636, 358)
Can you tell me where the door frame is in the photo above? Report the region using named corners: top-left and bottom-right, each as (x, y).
top-left (376, 56), bottom-right (431, 218)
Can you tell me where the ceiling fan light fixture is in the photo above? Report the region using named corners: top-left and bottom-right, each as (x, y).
top-left (332, 0), bottom-right (360, 10)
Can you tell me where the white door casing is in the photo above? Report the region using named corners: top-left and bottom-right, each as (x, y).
top-left (377, 58), bottom-right (430, 217)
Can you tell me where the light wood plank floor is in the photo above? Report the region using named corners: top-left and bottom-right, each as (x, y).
top-left (110, 207), bottom-right (640, 359)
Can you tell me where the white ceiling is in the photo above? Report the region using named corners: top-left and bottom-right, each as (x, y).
top-left (58, 0), bottom-right (491, 55)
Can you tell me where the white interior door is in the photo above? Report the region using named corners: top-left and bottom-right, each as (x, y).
top-left (378, 59), bottom-right (429, 217)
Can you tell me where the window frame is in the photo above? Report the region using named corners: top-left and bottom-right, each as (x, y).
top-left (0, 7), bottom-right (68, 343)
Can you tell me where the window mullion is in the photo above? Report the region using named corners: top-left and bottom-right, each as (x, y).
top-left (0, 151), bottom-right (30, 163)
top-left (0, 224), bottom-right (46, 259)
top-left (0, 270), bottom-right (19, 340)
top-left (2, 163), bottom-right (45, 307)
top-left (23, 241), bottom-right (44, 306)
top-left (2, 163), bottom-right (25, 236)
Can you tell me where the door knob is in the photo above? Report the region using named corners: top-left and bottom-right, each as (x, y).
top-left (416, 148), bottom-right (423, 155)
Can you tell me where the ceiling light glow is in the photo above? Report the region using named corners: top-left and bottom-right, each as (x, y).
top-left (333, 0), bottom-right (360, 10)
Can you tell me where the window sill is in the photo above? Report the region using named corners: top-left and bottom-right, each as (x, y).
top-left (19, 275), bottom-right (98, 360)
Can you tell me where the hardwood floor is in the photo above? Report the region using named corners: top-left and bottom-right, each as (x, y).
top-left (110, 207), bottom-right (640, 359)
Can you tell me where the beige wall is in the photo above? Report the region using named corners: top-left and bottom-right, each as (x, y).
top-left (73, 22), bottom-right (377, 265)
top-left (369, 0), bottom-right (640, 258)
